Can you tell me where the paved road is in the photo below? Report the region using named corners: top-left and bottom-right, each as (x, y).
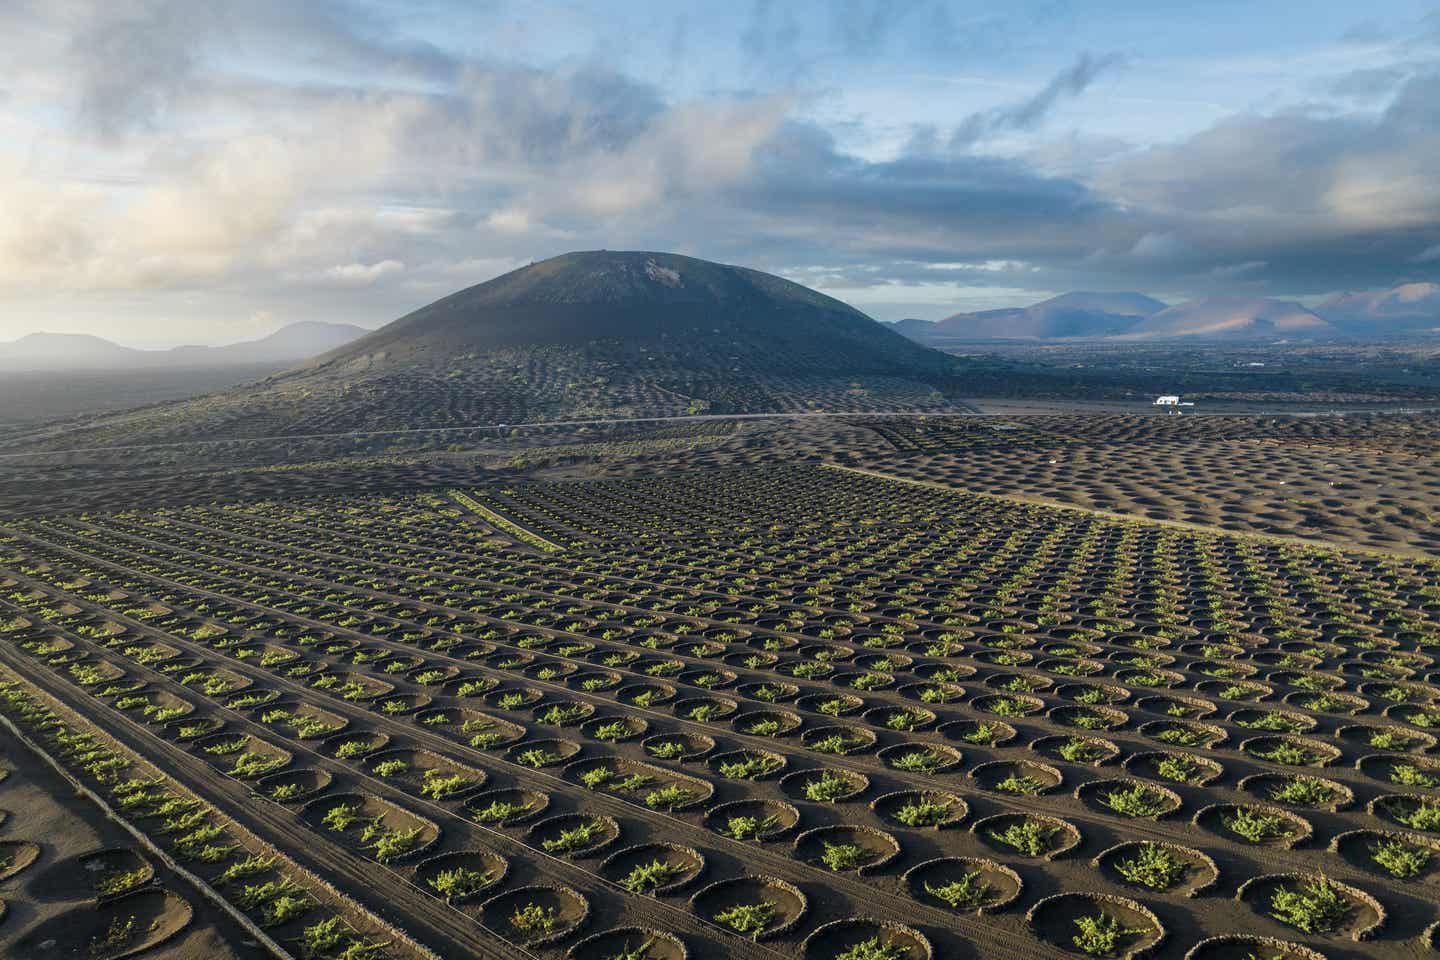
top-left (4, 397), bottom-right (1437, 461)
top-left (0, 409), bottom-right (971, 460)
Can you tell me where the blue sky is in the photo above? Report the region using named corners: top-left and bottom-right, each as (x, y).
top-left (2, 0), bottom-right (1439, 345)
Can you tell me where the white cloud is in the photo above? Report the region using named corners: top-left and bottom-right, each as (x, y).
top-left (920, 259), bottom-right (1037, 273)
top-left (1209, 260), bottom-right (1267, 278)
top-left (1130, 232), bottom-right (1186, 259)
top-left (3, 2), bottom-right (1440, 342)
top-left (321, 260), bottom-right (406, 286)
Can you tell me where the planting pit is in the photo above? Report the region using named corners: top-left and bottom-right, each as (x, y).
top-left (1356, 752), bottom-right (1440, 790)
top-left (564, 671), bottom-right (619, 693)
top-left (257, 702), bottom-right (346, 739)
top-left (1236, 873), bottom-right (1384, 941)
top-left (163, 715), bottom-right (224, 741)
top-left (113, 688), bottom-right (195, 725)
top-left (939, 718), bottom-right (1017, 747)
top-left (73, 848), bottom-right (154, 902)
top-left (443, 675), bottom-right (500, 698)
top-left (780, 767), bottom-right (869, 804)
top-left (1194, 803), bottom-right (1312, 848)
top-left (702, 798), bottom-right (801, 842)
top-left (417, 708), bottom-right (524, 749)
top-left (566, 927), bottom-right (688, 960)
top-left (616, 682), bottom-right (677, 708)
top-left (641, 732), bottom-right (715, 762)
top-left (1122, 750), bottom-right (1223, 787)
top-left (1138, 719), bottom-right (1226, 749)
top-left (801, 917), bottom-right (931, 960)
top-left (1032, 734), bottom-right (1120, 767)
top-left (792, 824), bottom-right (900, 875)
top-left (480, 883), bottom-right (590, 948)
top-left (734, 681), bottom-right (798, 704)
top-left (1239, 735), bottom-right (1342, 768)
top-left (871, 789), bottom-right (968, 830)
top-left (672, 696), bottom-right (739, 723)
top-left (1181, 935), bottom-right (1327, 960)
top-left (732, 708), bottom-right (803, 738)
top-left (300, 792), bottom-right (441, 864)
top-left (1337, 723), bottom-right (1435, 753)
top-left (1135, 694), bottom-right (1215, 719)
top-left (415, 848), bottom-right (508, 903)
top-left (1228, 707), bottom-right (1318, 734)
top-left (1054, 683), bottom-right (1128, 705)
top-left (1330, 828), bottom-right (1440, 882)
top-left (1075, 778), bottom-right (1182, 819)
top-left (969, 759), bottom-right (1064, 796)
top-left (466, 786), bottom-right (551, 826)
top-left (370, 692), bottom-right (431, 716)
top-left (319, 729), bottom-right (390, 760)
top-left (795, 692), bottom-right (864, 717)
top-left (527, 813), bottom-right (622, 859)
top-left (192, 732), bottom-right (293, 781)
top-left (600, 842), bottom-right (706, 895)
top-left (364, 748), bottom-right (488, 800)
top-left (224, 687), bottom-right (281, 711)
top-left (903, 856), bottom-right (1021, 913)
top-left (972, 813), bottom-right (1081, 860)
top-left (484, 685), bottom-right (545, 711)
top-left (1238, 773), bottom-right (1353, 811)
top-left (1026, 892), bottom-right (1164, 959)
top-left (565, 756), bottom-right (714, 811)
top-left (970, 693), bottom-right (1045, 718)
top-left (1048, 703), bottom-right (1129, 732)
top-left (532, 699), bottom-right (597, 728)
top-left (708, 748), bottom-right (787, 782)
top-left (582, 713), bottom-right (647, 743)
top-left (0, 840), bottom-right (41, 881)
top-left (877, 741), bottom-right (962, 774)
top-left (1369, 792), bottom-right (1440, 831)
top-left (1092, 840), bottom-right (1219, 897)
top-left (12, 889), bottom-right (193, 960)
top-left (688, 875), bottom-right (807, 942)
top-left (255, 766), bottom-right (333, 804)
top-left (506, 737), bottom-right (582, 768)
top-left (312, 671), bottom-right (391, 702)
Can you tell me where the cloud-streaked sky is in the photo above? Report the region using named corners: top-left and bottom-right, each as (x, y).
top-left (4, 1), bottom-right (1440, 345)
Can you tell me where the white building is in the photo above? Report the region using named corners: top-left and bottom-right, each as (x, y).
top-left (1153, 394), bottom-right (1195, 413)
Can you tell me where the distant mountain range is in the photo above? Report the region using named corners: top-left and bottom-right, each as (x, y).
top-left (1314, 282), bottom-right (1440, 334)
top-left (895, 282), bottom-right (1440, 341)
top-left (0, 321), bottom-right (370, 370)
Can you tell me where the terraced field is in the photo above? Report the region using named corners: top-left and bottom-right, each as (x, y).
top-left (2, 464), bottom-right (1440, 960)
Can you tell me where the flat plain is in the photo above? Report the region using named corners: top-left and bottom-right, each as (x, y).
top-left (3, 448), bottom-right (1440, 960)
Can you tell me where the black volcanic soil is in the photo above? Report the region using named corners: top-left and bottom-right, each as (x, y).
top-left (0, 735), bottom-right (263, 960)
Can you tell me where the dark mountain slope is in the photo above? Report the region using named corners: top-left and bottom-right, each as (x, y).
top-left (915, 291), bottom-right (1165, 341)
top-left (2, 251), bottom-right (974, 455)
top-left (1316, 283), bottom-right (1440, 335)
top-left (1127, 298), bottom-right (1334, 339)
top-left (305, 250), bottom-right (953, 375)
